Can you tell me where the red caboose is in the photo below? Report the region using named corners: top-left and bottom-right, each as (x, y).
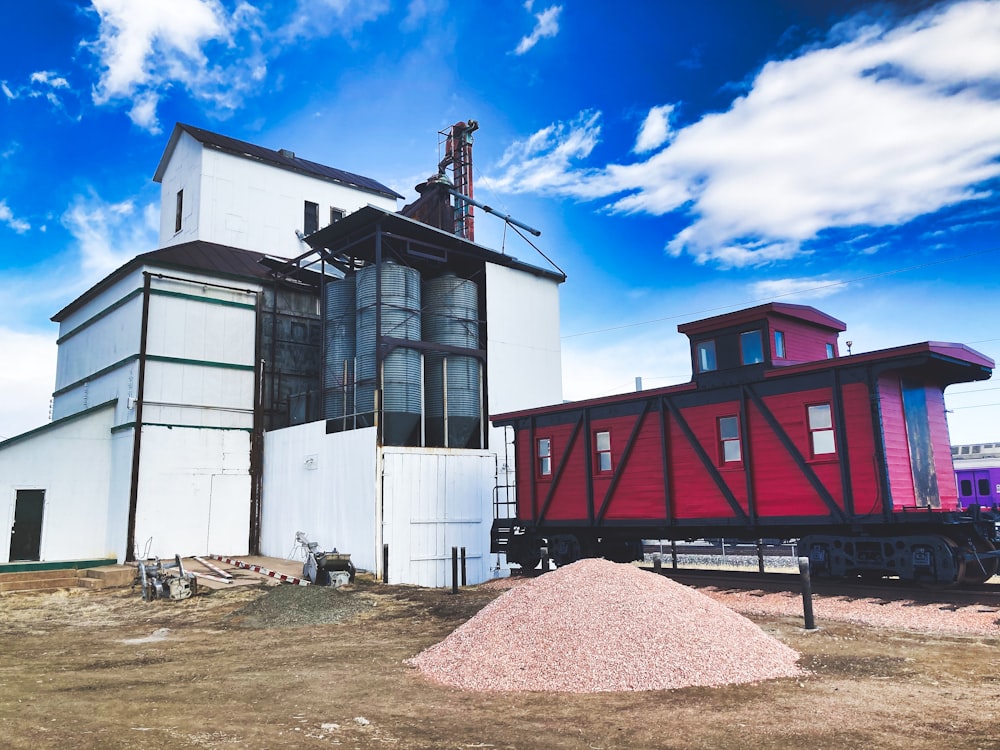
top-left (491, 303), bottom-right (998, 585)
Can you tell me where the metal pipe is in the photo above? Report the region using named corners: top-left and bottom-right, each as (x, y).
top-left (445, 188), bottom-right (541, 236)
top-left (125, 272), bottom-right (152, 562)
top-left (798, 556), bottom-right (817, 630)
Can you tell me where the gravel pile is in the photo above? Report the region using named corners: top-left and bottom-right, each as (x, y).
top-left (408, 558), bottom-right (804, 692)
top-left (225, 584), bottom-right (373, 629)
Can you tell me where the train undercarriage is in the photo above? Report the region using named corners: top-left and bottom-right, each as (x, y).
top-left (492, 514), bottom-right (1000, 587)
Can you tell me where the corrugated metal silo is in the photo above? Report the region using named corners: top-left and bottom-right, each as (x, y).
top-left (423, 272), bottom-right (482, 448)
top-left (323, 274), bottom-right (356, 424)
top-left (356, 261), bottom-right (423, 445)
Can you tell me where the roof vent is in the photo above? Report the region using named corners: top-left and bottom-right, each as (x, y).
top-left (278, 148), bottom-right (295, 159)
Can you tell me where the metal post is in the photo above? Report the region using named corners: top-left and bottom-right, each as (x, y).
top-left (460, 547), bottom-right (467, 586)
top-left (540, 546), bottom-right (549, 573)
top-left (451, 546), bottom-right (459, 594)
top-left (671, 540), bottom-right (678, 570)
top-left (757, 539), bottom-right (765, 574)
top-left (382, 544), bottom-right (388, 584)
top-left (798, 556), bottom-right (816, 630)
top-left (653, 553), bottom-right (662, 575)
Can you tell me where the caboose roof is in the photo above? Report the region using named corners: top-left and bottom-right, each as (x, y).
top-left (676, 302), bottom-right (846, 337)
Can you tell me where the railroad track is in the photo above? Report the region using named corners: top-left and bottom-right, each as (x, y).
top-left (643, 564), bottom-right (1000, 609)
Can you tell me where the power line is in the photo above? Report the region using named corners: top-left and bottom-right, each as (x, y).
top-left (562, 245), bottom-right (1000, 340)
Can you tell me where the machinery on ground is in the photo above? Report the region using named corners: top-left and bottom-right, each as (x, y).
top-left (295, 531), bottom-right (356, 586)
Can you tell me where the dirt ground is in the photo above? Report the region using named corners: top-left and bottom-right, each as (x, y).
top-left (1, 570), bottom-right (999, 750)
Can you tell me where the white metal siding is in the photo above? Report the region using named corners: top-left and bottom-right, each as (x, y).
top-left (0, 404), bottom-right (116, 563)
top-left (381, 447), bottom-right (497, 587)
top-left (160, 136), bottom-right (398, 258)
top-left (260, 423), bottom-right (378, 571)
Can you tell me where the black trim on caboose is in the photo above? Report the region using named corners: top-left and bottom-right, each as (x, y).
top-left (596, 399), bottom-right (654, 524)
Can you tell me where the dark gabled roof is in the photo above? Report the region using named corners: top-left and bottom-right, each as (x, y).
top-left (52, 241), bottom-right (291, 322)
top-left (677, 302), bottom-right (846, 337)
top-left (152, 123), bottom-right (404, 200)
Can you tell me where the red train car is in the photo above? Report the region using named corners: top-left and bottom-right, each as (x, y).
top-left (491, 303), bottom-right (999, 585)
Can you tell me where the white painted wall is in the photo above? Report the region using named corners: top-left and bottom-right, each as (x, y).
top-left (133, 425), bottom-right (251, 559)
top-left (260, 423), bottom-right (378, 571)
top-left (0, 403), bottom-right (116, 563)
top-left (158, 131), bottom-right (399, 257)
top-left (381, 447), bottom-right (498, 586)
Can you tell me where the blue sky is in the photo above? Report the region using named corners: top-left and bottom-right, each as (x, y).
top-left (1, 0), bottom-right (999, 443)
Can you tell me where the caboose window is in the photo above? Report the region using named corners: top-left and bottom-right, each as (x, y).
top-left (719, 416), bottom-right (741, 463)
top-left (538, 438), bottom-right (552, 476)
top-left (696, 340), bottom-right (717, 372)
top-left (808, 403), bottom-right (836, 455)
top-left (740, 331), bottom-right (764, 365)
top-left (594, 431), bottom-right (612, 473)
top-left (774, 330), bottom-right (785, 359)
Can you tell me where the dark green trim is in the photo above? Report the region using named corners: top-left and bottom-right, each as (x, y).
top-left (56, 288), bottom-right (144, 345)
top-left (0, 558), bottom-right (118, 574)
top-left (52, 356), bottom-right (139, 396)
top-left (146, 355), bottom-right (255, 371)
top-left (150, 288), bottom-right (256, 310)
top-left (111, 421), bottom-right (251, 434)
top-left (56, 287), bottom-right (255, 345)
top-left (53, 355), bottom-right (254, 398)
top-left (139, 422), bottom-right (253, 433)
top-left (0, 400), bottom-right (117, 449)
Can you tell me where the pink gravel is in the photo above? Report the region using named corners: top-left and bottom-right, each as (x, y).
top-left (407, 558), bottom-right (804, 693)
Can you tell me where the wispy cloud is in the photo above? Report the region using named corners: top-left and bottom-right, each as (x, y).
top-left (633, 104), bottom-right (675, 154)
top-left (84, 0), bottom-right (268, 133)
top-left (62, 191), bottom-right (159, 277)
top-left (513, 2), bottom-right (562, 55)
top-left (2, 69), bottom-right (77, 111)
top-left (278, 0), bottom-right (391, 41)
top-left (748, 277), bottom-right (848, 301)
top-left (0, 200), bottom-right (30, 233)
top-left (491, 0), bottom-right (1000, 268)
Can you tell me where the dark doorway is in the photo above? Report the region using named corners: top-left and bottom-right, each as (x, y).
top-left (10, 489), bottom-right (44, 561)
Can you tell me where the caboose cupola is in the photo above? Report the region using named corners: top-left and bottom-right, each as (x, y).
top-left (678, 302), bottom-right (846, 386)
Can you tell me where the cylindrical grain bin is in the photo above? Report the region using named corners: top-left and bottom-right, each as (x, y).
top-left (323, 273), bottom-right (356, 425)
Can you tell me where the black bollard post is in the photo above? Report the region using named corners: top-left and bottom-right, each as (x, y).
top-left (382, 543), bottom-right (389, 584)
top-left (757, 539), bottom-right (765, 574)
top-left (451, 547), bottom-right (459, 594)
top-left (653, 553), bottom-right (662, 575)
top-left (460, 547), bottom-right (467, 586)
top-left (798, 556), bottom-right (816, 630)
top-left (671, 540), bottom-right (678, 570)
top-left (540, 546), bottom-right (549, 573)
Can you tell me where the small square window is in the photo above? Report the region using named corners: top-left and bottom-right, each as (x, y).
top-left (175, 189), bottom-right (184, 233)
top-left (330, 207), bottom-right (345, 224)
top-left (808, 403), bottom-right (836, 455)
top-left (696, 340), bottom-right (717, 372)
top-left (594, 431), bottom-right (612, 473)
top-left (774, 330), bottom-right (785, 359)
top-left (537, 438), bottom-right (552, 476)
top-left (719, 416), bottom-right (741, 463)
top-left (304, 201), bottom-right (319, 235)
top-left (741, 331), bottom-right (763, 365)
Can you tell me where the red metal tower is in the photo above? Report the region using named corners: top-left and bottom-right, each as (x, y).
top-left (438, 120), bottom-right (478, 241)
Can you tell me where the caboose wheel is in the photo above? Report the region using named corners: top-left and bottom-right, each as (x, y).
top-left (961, 539), bottom-right (998, 585)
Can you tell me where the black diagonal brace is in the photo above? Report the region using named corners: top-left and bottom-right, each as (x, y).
top-left (665, 399), bottom-right (750, 523)
top-left (742, 384), bottom-right (848, 523)
top-left (537, 412), bottom-right (584, 526)
top-left (596, 399), bottom-right (653, 524)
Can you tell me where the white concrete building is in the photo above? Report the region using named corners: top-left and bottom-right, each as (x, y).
top-left (1, 124), bottom-right (565, 586)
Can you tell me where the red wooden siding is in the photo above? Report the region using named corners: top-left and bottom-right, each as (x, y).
top-left (926, 385), bottom-right (960, 511)
top-left (669, 402), bottom-right (749, 520)
top-left (598, 413), bottom-right (668, 520)
top-left (768, 318), bottom-right (838, 364)
top-left (841, 382), bottom-right (881, 515)
top-left (877, 375), bottom-right (916, 510)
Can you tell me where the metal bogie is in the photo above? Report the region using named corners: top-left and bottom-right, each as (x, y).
top-left (799, 533), bottom-right (967, 584)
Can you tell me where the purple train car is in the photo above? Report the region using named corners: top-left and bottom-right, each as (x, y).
top-left (956, 466), bottom-right (1000, 510)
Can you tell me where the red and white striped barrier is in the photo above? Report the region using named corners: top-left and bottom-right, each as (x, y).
top-left (208, 555), bottom-right (310, 586)
top-left (193, 556), bottom-right (233, 579)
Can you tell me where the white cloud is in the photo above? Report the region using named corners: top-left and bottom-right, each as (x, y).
top-left (0, 200), bottom-right (30, 233)
top-left (29, 71), bottom-right (70, 89)
top-left (634, 104), bottom-right (675, 154)
top-left (491, 0), bottom-right (1000, 267)
top-left (85, 0), bottom-right (268, 132)
top-left (62, 191), bottom-right (159, 277)
top-left (748, 277), bottom-right (847, 301)
top-left (279, 0), bottom-right (391, 41)
top-left (0, 327), bottom-right (57, 440)
top-left (513, 4), bottom-right (562, 55)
